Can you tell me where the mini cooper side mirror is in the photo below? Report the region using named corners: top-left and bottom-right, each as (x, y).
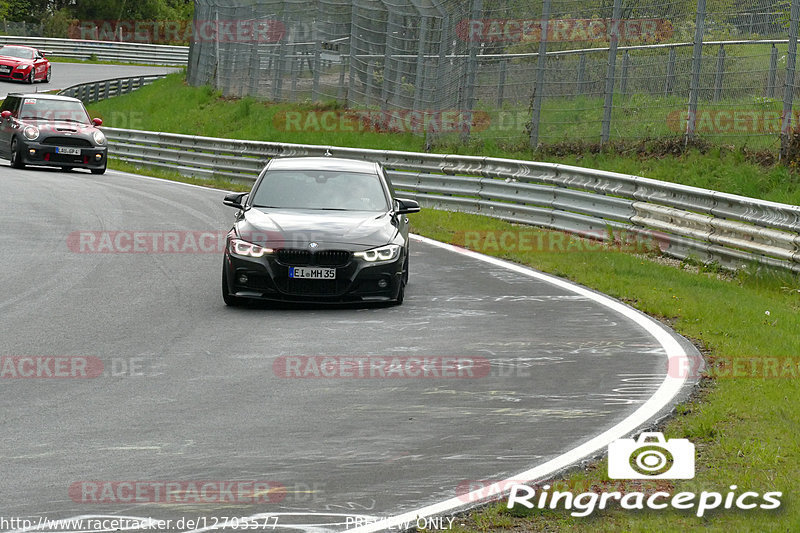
top-left (395, 198), bottom-right (420, 214)
top-left (92, 118), bottom-right (103, 127)
top-left (1, 111), bottom-right (12, 119)
top-left (223, 192), bottom-right (248, 209)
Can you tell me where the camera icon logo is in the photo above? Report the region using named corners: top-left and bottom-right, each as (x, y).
top-left (608, 432), bottom-right (695, 479)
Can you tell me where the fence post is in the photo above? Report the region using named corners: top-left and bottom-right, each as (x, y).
top-left (767, 44), bottom-right (778, 98)
top-left (781, 0), bottom-right (800, 159)
top-left (347, 3), bottom-right (360, 107)
top-left (713, 44), bottom-right (725, 102)
top-left (312, 39), bottom-right (322, 102)
top-left (497, 59), bottom-right (507, 107)
top-left (685, 0), bottom-right (707, 142)
top-left (620, 50), bottom-right (630, 100)
top-left (529, 0), bottom-right (551, 148)
top-left (601, 0), bottom-right (623, 144)
top-left (665, 46), bottom-right (676, 95)
top-left (461, 0), bottom-right (482, 141)
top-left (576, 53), bottom-right (586, 96)
top-left (413, 16), bottom-right (429, 113)
top-left (366, 60), bottom-right (374, 106)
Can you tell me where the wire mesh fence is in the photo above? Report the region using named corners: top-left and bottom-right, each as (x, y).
top-left (187, 0), bottom-right (800, 152)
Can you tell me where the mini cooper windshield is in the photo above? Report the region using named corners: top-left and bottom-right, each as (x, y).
top-left (19, 99), bottom-right (91, 124)
top-left (251, 170), bottom-right (390, 212)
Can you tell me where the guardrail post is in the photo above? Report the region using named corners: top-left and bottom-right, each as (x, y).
top-left (601, 0), bottom-right (623, 144)
top-left (685, 0), bottom-right (707, 142)
top-left (576, 53), bottom-right (586, 96)
top-left (713, 44), bottom-right (725, 102)
top-left (781, 0), bottom-right (800, 160)
top-left (665, 46), bottom-right (676, 96)
top-left (497, 59), bottom-right (507, 108)
top-left (529, 0), bottom-right (551, 148)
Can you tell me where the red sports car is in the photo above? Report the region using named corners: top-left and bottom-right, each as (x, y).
top-left (0, 45), bottom-right (51, 83)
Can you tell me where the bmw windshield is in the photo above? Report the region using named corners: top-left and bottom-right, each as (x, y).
top-left (251, 170), bottom-right (390, 212)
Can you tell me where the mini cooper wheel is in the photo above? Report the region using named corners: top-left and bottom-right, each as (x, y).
top-left (10, 138), bottom-right (25, 169)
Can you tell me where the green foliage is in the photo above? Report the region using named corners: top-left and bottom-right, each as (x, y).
top-left (1, 0), bottom-right (193, 23)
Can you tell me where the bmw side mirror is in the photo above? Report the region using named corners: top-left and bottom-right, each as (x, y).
top-left (92, 118), bottom-right (103, 126)
top-left (223, 192), bottom-right (248, 209)
top-left (395, 198), bottom-right (420, 215)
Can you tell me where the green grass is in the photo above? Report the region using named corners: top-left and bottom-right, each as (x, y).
top-left (89, 74), bottom-right (800, 532)
top-left (87, 73), bottom-right (800, 205)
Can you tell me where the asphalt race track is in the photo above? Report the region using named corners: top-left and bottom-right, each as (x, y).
top-left (0, 166), bottom-right (699, 532)
top-left (0, 62), bottom-right (180, 99)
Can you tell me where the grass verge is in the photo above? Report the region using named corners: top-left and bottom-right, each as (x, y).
top-left (87, 74), bottom-right (800, 205)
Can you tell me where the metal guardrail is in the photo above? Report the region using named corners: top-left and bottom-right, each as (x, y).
top-left (102, 127), bottom-right (800, 273)
top-left (0, 36), bottom-right (188, 65)
top-left (57, 75), bottom-right (167, 103)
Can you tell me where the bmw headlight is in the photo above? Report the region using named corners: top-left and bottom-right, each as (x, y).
top-left (229, 238), bottom-right (272, 258)
top-left (92, 130), bottom-right (106, 145)
top-left (354, 244), bottom-right (401, 262)
top-left (23, 126), bottom-right (39, 140)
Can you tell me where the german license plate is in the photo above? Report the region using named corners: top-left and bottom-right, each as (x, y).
top-left (56, 147), bottom-right (81, 155)
top-left (289, 267), bottom-right (336, 279)
top-left (0, 66), bottom-right (10, 74)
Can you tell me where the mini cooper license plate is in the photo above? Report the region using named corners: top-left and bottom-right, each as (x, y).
top-left (289, 267), bottom-right (336, 279)
top-left (56, 147), bottom-right (81, 155)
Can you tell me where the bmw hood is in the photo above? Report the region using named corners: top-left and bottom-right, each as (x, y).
top-left (236, 208), bottom-right (398, 249)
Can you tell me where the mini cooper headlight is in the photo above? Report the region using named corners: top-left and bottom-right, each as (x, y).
top-left (92, 130), bottom-right (106, 145)
top-left (229, 238), bottom-right (272, 258)
top-left (354, 244), bottom-right (401, 262)
top-left (23, 126), bottom-right (39, 140)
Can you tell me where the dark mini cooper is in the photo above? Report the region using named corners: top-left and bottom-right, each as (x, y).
top-left (222, 156), bottom-right (420, 305)
top-left (0, 93), bottom-right (107, 174)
